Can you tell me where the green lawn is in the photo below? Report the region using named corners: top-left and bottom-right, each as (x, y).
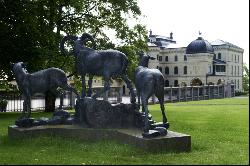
top-left (0, 97), bottom-right (249, 165)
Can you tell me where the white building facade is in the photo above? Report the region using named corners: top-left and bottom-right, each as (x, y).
top-left (147, 31), bottom-right (244, 92)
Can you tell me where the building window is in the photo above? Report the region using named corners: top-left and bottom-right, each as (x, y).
top-left (165, 67), bottom-right (169, 75)
top-left (231, 55), bottom-right (233, 61)
top-left (234, 66), bottom-right (236, 75)
top-left (216, 65), bottom-right (226, 72)
top-left (175, 55), bottom-right (178, 61)
top-left (159, 56), bottom-right (162, 61)
top-left (213, 54), bottom-right (216, 59)
top-left (159, 67), bottom-right (162, 73)
top-left (184, 66), bottom-right (187, 74)
top-left (238, 66), bottom-right (239, 76)
top-left (237, 80), bottom-right (239, 89)
top-left (184, 55), bottom-right (187, 61)
top-left (174, 80), bottom-right (178, 87)
top-left (157, 54), bottom-right (159, 60)
top-left (235, 55), bottom-right (237, 62)
top-left (231, 66), bottom-right (233, 75)
top-left (238, 55), bottom-right (239, 62)
top-left (156, 66), bottom-right (159, 69)
top-left (174, 66), bottom-right (178, 74)
top-left (165, 56), bottom-right (168, 62)
top-left (218, 53), bottom-right (221, 60)
top-left (165, 80), bottom-right (169, 87)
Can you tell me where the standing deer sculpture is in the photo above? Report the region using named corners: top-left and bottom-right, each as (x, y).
top-left (60, 33), bottom-right (136, 103)
top-left (135, 52), bottom-right (168, 132)
top-left (11, 62), bottom-right (80, 118)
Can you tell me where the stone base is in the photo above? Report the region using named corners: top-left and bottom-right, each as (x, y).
top-left (8, 125), bottom-right (191, 152)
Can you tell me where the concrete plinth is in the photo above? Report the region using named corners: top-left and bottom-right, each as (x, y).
top-left (8, 125), bottom-right (191, 152)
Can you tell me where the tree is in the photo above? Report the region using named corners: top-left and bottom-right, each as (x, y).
top-left (0, 0), bottom-right (148, 111)
top-left (243, 63), bottom-right (249, 93)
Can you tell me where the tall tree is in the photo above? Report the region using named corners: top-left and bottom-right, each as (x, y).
top-left (0, 0), bottom-right (148, 111)
top-left (243, 63), bottom-right (249, 93)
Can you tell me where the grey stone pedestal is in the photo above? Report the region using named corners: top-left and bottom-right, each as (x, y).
top-left (8, 125), bottom-right (191, 152)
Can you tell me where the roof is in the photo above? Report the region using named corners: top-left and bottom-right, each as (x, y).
top-left (211, 39), bottom-right (243, 49)
top-left (186, 37), bottom-right (214, 54)
top-left (147, 42), bottom-right (158, 47)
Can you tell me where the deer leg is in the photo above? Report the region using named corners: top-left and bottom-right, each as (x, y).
top-left (26, 94), bottom-right (31, 118)
top-left (59, 91), bottom-right (64, 110)
top-left (21, 96), bottom-right (27, 119)
top-left (92, 77), bottom-right (110, 99)
top-left (157, 94), bottom-right (167, 124)
top-left (81, 74), bottom-right (86, 98)
top-left (64, 84), bottom-right (80, 100)
top-left (122, 75), bottom-right (136, 103)
top-left (137, 91), bottom-right (141, 106)
top-left (87, 75), bottom-right (93, 97)
top-left (141, 94), bottom-right (149, 132)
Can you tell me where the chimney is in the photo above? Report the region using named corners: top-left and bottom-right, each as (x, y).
top-left (170, 32), bottom-right (173, 39)
top-left (149, 29), bottom-right (152, 36)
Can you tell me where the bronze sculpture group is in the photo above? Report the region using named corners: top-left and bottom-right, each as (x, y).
top-left (11, 33), bottom-right (169, 138)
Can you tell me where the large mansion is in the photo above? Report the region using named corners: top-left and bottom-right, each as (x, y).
top-left (147, 30), bottom-right (244, 92)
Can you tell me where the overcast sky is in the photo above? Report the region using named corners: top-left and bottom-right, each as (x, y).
top-left (136, 0), bottom-right (249, 67)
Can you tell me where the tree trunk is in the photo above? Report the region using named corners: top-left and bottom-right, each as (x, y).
top-left (45, 91), bottom-right (56, 112)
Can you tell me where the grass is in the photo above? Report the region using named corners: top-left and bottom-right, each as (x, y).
top-left (0, 97), bottom-right (249, 165)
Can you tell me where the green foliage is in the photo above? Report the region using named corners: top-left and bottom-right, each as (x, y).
top-left (0, 0), bottom-right (148, 81)
top-left (243, 63), bottom-right (249, 93)
top-left (0, 98), bottom-right (7, 107)
top-left (0, 80), bottom-right (17, 91)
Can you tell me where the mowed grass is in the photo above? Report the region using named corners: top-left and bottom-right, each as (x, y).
top-left (0, 97), bottom-right (248, 165)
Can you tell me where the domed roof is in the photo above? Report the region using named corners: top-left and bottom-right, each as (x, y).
top-left (186, 37), bottom-right (214, 54)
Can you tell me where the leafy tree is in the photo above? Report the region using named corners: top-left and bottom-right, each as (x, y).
top-left (0, 0), bottom-right (147, 78)
top-left (243, 63), bottom-right (249, 93)
top-left (0, 0), bottom-right (148, 111)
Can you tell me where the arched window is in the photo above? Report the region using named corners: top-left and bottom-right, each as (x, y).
top-left (165, 56), bottom-right (168, 62)
top-left (165, 80), bottom-right (169, 87)
top-left (174, 80), bottom-right (178, 87)
top-left (191, 78), bottom-right (203, 86)
top-left (184, 55), bottom-right (187, 61)
top-left (175, 55), bottom-right (178, 61)
top-left (174, 66), bottom-right (178, 74)
top-left (218, 53), bottom-right (221, 59)
top-left (158, 56), bottom-right (162, 61)
top-left (184, 66), bottom-right (187, 74)
top-left (213, 54), bottom-right (216, 59)
top-left (165, 67), bottom-right (169, 75)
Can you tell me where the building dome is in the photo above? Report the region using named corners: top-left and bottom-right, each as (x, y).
top-left (186, 37), bottom-right (214, 54)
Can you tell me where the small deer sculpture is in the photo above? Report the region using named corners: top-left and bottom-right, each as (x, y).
top-left (11, 62), bottom-right (80, 118)
top-left (60, 33), bottom-right (136, 103)
top-left (135, 52), bottom-right (168, 132)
